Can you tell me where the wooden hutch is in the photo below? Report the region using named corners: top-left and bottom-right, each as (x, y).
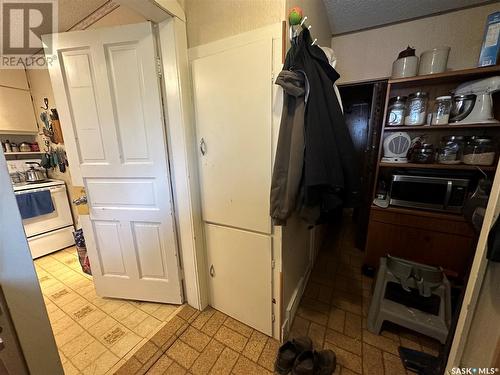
top-left (364, 65), bottom-right (500, 279)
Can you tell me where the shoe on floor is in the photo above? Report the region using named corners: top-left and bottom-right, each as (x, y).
top-left (275, 336), bottom-right (313, 374)
top-left (292, 350), bottom-right (315, 375)
top-left (315, 349), bottom-right (337, 375)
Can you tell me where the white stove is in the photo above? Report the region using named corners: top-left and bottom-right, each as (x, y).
top-left (14, 179), bottom-right (75, 258)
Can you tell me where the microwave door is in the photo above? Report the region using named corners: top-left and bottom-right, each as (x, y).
top-left (390, 176), bottom-right (448, 211)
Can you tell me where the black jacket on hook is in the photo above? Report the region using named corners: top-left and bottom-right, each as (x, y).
top-left (284, 29), bottom-right (360, 222)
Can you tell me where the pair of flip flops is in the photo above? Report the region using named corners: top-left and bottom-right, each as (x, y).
top-left (275, 336), bottom-right (337, 374)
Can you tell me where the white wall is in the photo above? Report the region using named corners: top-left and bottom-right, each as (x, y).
top-left (331, 3), bottom-right (500, 84)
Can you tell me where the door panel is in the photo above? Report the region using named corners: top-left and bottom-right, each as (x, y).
top-left (205, 224), bottom-right (272, 335)
top-left (192, 39), bottom-right (273, 234)
top-left (44, 22), bottom-right (183, 304)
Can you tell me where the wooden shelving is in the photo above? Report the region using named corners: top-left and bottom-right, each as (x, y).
top-left (379, 162), bottom-right (496, 171)
top-left (371, 204), bottom-right (468, 222)
top-left (388, 65), bottom-right (500, 87)
top-left (384, 123), bottom-right (500, 131)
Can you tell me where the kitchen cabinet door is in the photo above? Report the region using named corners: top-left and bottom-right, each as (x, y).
top-left (192, 38), bottom-right (273, 234)
top-left (0, 69), bottom-right (29, 90)
top-left (205, 224), bottom-right (273, 335)
top-left (0, 87), bottom-right (37, 134)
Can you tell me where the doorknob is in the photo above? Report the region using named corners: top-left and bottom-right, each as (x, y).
top-left (200, 138), bottom-right (207, 156)
top-left (209, 265), bottom-right (215, 277)
top-left (72, 196), bottom-right (87, 205)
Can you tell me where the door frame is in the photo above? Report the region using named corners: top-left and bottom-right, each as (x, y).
top-left (446, 162), bottom-right (500, 370)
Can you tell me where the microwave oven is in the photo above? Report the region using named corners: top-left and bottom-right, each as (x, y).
top-left (389, 174), bottom-right (470, 213)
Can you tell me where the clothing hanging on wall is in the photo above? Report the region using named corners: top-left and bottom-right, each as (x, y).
top-left (271, 28), bottom-right (360, 225)
top-left (319, 46), bottom-right (343, 113)
top-left (270, 71), bottom-right (306, 225)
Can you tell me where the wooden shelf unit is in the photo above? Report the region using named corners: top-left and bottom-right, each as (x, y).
top-left (384, 123), bottom-right (500, 131)
top-left (379, 162), bottom-right (496, 171)
top-left (4, 151), bottom-right (42, 156)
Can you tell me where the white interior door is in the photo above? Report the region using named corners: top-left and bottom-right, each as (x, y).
top-left (192, 39), bottom-right (273, 234)
top-left (43, 22), bottom-right (183, 304)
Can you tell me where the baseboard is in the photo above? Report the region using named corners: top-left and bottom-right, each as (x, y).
top-left (282, 264), bottom-right (312, 340)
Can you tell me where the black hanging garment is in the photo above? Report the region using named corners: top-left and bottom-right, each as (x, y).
top-left (487, 215), bottom-right (500, 262)
top-left (284, 29), bottom-right (361, 223)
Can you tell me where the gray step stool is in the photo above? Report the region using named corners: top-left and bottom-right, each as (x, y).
top-left (367, 255), bottom-right (451, 344)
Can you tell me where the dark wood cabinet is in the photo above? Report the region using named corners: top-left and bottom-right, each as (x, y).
top-left (364, 206), bottom-right (476, 278)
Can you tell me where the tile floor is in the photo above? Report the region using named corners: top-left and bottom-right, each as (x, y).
top-left (113, 304), bottom-right (281, 375)
top-left (34, 246), bottom-right (181, 375)
top-left (289, 220), bottom-right (442, 375)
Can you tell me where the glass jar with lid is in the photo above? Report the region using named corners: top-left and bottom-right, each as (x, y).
top-left (405, 92), bottom-right (428, 126)
top-left (409, 143), bottom-right (434, 163)
top-left (431, 95), bottom-right (452, 125)
top-left (437, 135), bottom-right (465, 164)
top-left (386, 96), bottom-right (407, 126)
top-left (463, 136), bottom-right (496, 166)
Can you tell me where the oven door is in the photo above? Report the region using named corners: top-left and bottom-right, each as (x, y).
top-left (17, 185), bottom-right (73, 237)
top-left (390, 175), bottom-right (449, 211)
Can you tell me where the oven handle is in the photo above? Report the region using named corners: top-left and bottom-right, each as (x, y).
top-left (14, 185), bottom-right (66, 195)
top-left (443, 181), bottom-right (453, 209)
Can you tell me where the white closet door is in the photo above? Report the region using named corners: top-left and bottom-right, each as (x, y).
top-left (205, 224), bottom-right (272, 335)
top-left (192, 39), bottom-right (272, 234)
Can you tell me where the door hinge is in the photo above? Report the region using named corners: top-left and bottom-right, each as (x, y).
top-left (271, 73), bottom-right (275, 83)
top-left (272, 313), bottom-right (275, 323)
top-left (271, 260), bottom-right (275, 269)
top-left (179, 269), bottom-right (185, 281)
top-left (156, 56), bottom-right (163, 78)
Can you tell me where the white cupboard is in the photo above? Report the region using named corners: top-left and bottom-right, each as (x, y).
top-left (190, 24), bottom-right (283, 337)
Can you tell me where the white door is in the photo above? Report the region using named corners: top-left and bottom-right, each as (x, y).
top-left (43, 22), bottom-right (183, 304)
top-left (192, 39), bottom-right (273, 234)
top-left (205, 224), bottom-right (272, 335)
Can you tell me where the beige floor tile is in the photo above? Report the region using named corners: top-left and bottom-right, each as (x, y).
top-left (290, 315), bottom-right (310, 338)
top-left (133, 315), bottom-right (163, 338)
top-left (325, 329), bottom-right (361, 356)
top-left (362, 343), bottom-right (384, 375)
top-left (115, 356), bottom-right (142, 375)
top-left (100, 299), bottom-right (130, 315)
top-left (166, 340), bottom-right (200, 369)
top-left (54, 323), bottom-right (85, 348)
top-left (257, 338), bottom-right (280, 372)
top-left (190, 339), bottom-right (224, 375)
top-left (297, 306), bottom-right (328, 326)
top-left (213, 325), bottom-right (248, 353)
top-left (323, 342), bottom-right (362, 374)
top-left (180, 326), bottom-right (211, 352)
top-left (209, 347), bottom-right (238, 375)
top-left (133, 340), bottom-right (159, 364)
top-left (177, 304), bottom-right (198, 321)
top-left (72, 341), bottom-right (107, 371)
top-left (146, 354), bottom-right (173, 375)
top-left (201, 311), bottom-right (227, 337)
top-left (165, 361), bottom-right (187, 374)
top-left (362, 330), bottom-right (399, 355)
top-left (241, 330), bottom-right (267, 362)
top-left (191, 307), bottom-right (216, 330)
top-left (88, 316), bottom-right (120, 340)
top-left (223, 317), bottom-right (253, 338)
top-left (109, 329), bottom-right (142, 357)
top-left (151, 304), bottom-right (179, 321)
top-left (308, 322), bottom-right (326, 349)
top-left (62, 359), bottom-right (81, 375)
top-left (344, 312), bottom-right (362, 340)
top-left (60, 331), bottom-right (95, 359)
top-left (383, 351), bottom-right (407, 375)
top-left (82, 350), bottom-right (120, 375)
top-left (232, 355), bottom-right (271, 375)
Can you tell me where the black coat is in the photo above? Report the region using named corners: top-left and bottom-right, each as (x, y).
top-left (284, 29), bottom-right (360, 221)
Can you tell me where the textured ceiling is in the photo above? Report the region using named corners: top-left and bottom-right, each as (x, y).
top-left (57, 0), bottom-right (109, 31)
top-left (322, 0), bottom-right (493, 35)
